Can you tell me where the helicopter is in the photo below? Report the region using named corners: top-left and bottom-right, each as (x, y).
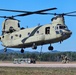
top-left (0, 7), bottom-right (75, 53)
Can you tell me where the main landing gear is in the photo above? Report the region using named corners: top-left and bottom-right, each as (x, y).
top-left (32, 43), bottom-right (37, 49)
top-left (48, 44), bottom-right (54, 51)
top-left (3, 47), bottom-right (25, 53)
top-left (20, 43), bottom-right (37, 53)
top-left (21, 48), bottom-right (24, 53)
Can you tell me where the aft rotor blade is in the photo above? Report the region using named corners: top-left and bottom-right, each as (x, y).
top-left (13, 7), bottom-right (57, 17)
top-left (65, 14), bottom-right (76, 16)
top-left (64, 11), bottom-right (76, 15)
top-left (0, 16), bottom-right (7, 18)
top-left (37, 12), bottom-right (76, 17)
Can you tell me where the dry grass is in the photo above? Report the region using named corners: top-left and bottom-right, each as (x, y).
top-left (0, 67), bottom-right (76, 75)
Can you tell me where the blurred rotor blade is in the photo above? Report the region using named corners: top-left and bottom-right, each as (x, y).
top-left (64, 11), bottom-right (76, 15)
top-left (14, 13), bottom-right (58, 17)
top-left (13, 7), bottom-right (57, 17)
top-left (34, 7), bottom-right (57, 13)
top-left (0, 7), bottom-right (57, 13)
top-left (0, 16), bottom-right (14, 18)
top-left (65, 14), bottom-right (76, 16)
top-left (0, 9), bottom-right (31, 13)
top-left (33, 12), bottom-right (58, 15)
top-left (37, 12), bottom-right (76, 17)
top-left (0, 16), bottom-right (7, 18)
top-left (14, 13), bottom-right (32, 17)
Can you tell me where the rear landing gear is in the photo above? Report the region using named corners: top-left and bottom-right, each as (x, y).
top-left (21, 48), bottom-right (24, 53)
top-left (48, 45), bottom-right (54, 51)
top-left (4, 48), bottom-right (7, 52)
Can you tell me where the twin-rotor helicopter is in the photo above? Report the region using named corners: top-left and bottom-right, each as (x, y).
top-left (0, 7), bottom-right (75, 53)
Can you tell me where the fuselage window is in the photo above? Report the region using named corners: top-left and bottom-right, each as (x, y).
top-left (28, 32), bottom-right (30, 36)
top-left (11, 36), bottom-right (13, 39)
top-left (15, 34), bottom-right (18, 37)
top-left (0, 37), bottom-right (1, 40)
top-left (45, 27), bottom-right (50, 34)
top-left (2, 36), bottom-right (4, 38)
top-left (19, 34), bottom-right (22, 38)
top-left (37, 31), bottom-right (39, 34)
top-left (18, 23), bottom-right (20, 28)
top-left (9, 26), bottom-right (14, 33)
top-left (56, 31), bottom-right (59, 34)
top-left (3, 24), bottom-right (5, 30)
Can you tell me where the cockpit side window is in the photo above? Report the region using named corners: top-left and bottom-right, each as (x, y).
top-left (56, 24), bottom-right (68, 30)
top-left (59, 26), bottom-right (67, 29)
top-left (55, 26), bottom-right (59, 30)
top-left (45, 27), bottom-right (50, 34)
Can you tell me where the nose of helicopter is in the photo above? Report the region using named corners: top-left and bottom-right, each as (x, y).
top-left (69, 31), bottom-right (72, 35)
top-left (64, 30), bottom-right (72, 36)
top-left (62, 30), bottom-right (72, 39)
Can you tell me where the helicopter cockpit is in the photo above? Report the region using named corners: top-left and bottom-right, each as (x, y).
top-left (55, 24), bottom-right (68, 30)
top-left (55, 24), bottom-right (70, 35)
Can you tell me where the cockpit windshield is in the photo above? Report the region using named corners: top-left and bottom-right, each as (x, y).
top-left (59, 26), bottom-right (67, 29)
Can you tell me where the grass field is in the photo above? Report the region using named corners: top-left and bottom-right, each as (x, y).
top-left (0, 67), bottom-right (76, 75)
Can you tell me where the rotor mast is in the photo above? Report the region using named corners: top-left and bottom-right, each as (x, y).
top-left (51, 15), bottom-right (65, 25)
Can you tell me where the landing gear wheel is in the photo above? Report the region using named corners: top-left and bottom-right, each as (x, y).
top-left (21, 49), bottom-right (24, 53)
top-left (32, 43), bottom-right (37, 50)
top-left (48, 46), bottom-right (54, 51)
top-left (4, 48), bottom-right (7, 52)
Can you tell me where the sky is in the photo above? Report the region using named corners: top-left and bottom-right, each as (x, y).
top-left (0, 0), bottom-right (76, 52)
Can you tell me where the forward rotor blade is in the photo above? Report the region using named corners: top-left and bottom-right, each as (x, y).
top-left (0, 16), bottom-right (14, 18)
top-left (34, 7), bottom-right (57, 13)
top-left (33, 12), bottom-right (58, 15)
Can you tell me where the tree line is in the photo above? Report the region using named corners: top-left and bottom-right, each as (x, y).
top-left (0, 51), bottom-right (76, 61)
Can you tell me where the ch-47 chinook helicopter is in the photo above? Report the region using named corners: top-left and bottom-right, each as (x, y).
top-left (0, 7), bottom-right (75, 53)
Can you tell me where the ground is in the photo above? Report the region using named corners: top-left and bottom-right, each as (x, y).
top-left (0, 67), bottom-right (76, 75)
top-left (0, 61), bottom-right (76, 75)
